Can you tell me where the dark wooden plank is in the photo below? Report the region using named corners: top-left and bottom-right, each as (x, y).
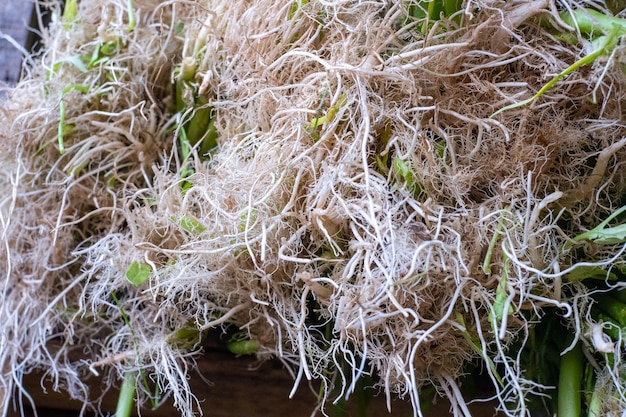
top-left (12, 348), bottom-right (418, 417)
top-left (0, 0), bottom-right (36, 87)
top-left (10, 346), bottom-right (503, 417)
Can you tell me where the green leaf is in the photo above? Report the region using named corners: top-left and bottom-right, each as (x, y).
top-left (179, 215), bottom-right (206, 233)
top-left (57, 55), bottom-right (88, 73)
top-left (567, 205), bottom-right (626, 247)
top-left (489, 254), bottom-right (513, 323)
top-left (593, 293), bottom-right (626, 327)
top-left (62, 0), bottom-right (78, 29)
top-left (392, 158), bottom-right (414, 186)
top-left (174, 22), bottom-right (185, 36)
top-left (391, 157), bottom-right (423, 197)
top-left (565, 265), bottom-right (620, 282)
top-left (559, 8), bottom-right (626, 37)
top-left (125, 261), bottom-right (151, 286)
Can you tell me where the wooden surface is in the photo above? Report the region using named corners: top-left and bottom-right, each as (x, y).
top-left (13, 343), bottom-right (499, 417)
top-left (9, 331), bottom-right (503, 417)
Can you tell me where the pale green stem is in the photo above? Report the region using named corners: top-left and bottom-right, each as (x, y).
top-left (115, 371), bottom-right (137, 417)
top-left (490, 28), bottom-right (620, 118)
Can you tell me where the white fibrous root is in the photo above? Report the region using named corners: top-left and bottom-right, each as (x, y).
top-left (2, 0), bottom-right (626, 416)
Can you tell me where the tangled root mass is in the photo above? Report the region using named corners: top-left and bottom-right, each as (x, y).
top-left (2, 0), bottom-right (626, 416)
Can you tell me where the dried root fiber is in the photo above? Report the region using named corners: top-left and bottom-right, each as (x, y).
top-left (2, 0), bottom-right (626, 416)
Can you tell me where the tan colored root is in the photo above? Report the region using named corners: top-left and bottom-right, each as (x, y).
top-left (2, 1), bottom-right (626, 416)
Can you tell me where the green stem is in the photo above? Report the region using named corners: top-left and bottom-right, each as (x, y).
top-left (116, 371), bottom-right (137, 417)
top-left (490, 27), bottom-right (620, 118)
top-left (587, 380), bottom-right (603, 417)
top-left (482, 209), bottom-right (508, 274)
top-left (558, 341), bottom-right (583, 417)
top-left (58, 100), bottom-right (66, 154)
top-left (127, 0), bottom-right (135, 32)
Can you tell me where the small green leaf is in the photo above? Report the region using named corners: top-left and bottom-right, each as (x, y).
top-left (392, 158), bottom-right (413, 184)
top-left (309, 94), bottom-right (346, 129)
top-left (125, 261), bottom-right (151, 286)
top-left (289, 0), bottom-right (309, 20)
top-left (565, 265), bottom-right (621, 282)
top-left (101, 41), bottom-right (118, 56)
top-left (179, 215), bottom-right (206, 233)
top-left (392, 157), bottom-right (422, 197)
top-left (62, 0), bottom-right (78, 29)
top-left (174, 22), bottom-right (185, 36)
top-left (58, 55), bottom-right (88, 73)
top-left (491, 272), bottom-right (513, 321)
top-left (61, 84), bottom-right (91, 95)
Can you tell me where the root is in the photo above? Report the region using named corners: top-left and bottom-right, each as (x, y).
top-left (2, 0), bottom-right (626, 416)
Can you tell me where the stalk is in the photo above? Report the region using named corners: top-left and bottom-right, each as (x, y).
top-left (127, 0), bottom-right (136, 32)
top-left (587, 382), bottom-right (603, 417)
top-left (116, 371), bottom-right (137, 417)
top-left (558, 342), bottom-right (583, 417)
top-left (185, 106), bottom-right (217, 155)
top-left (58, 100), bottom-right (66, 154)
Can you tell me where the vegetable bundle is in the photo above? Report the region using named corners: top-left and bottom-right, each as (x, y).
top-left (2, 1), bottom-right (626, 416)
